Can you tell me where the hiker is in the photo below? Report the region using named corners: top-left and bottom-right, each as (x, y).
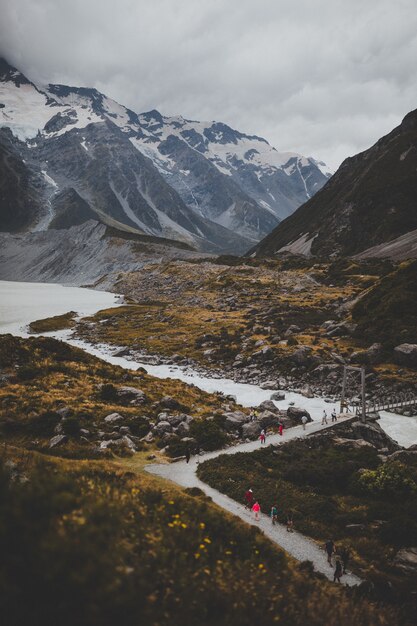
top-left (195, 443), bottom-right (201, 465)
top-left (278, 421), bottom-right (284, 436)
top-left (260, 429), bottom-right (266, 444)
top-left (244, 488), bottom-right (254, 509)
top-left (321, 410), bottom-right (328, 425)
top-left (252, 500), bottom-right (261, 521)
top-left (270, 504), bottom-right (278, 525)
top-left (331, 408), bottom-right (337, 422)
top-left (286, 512), bottom-right (294, 532)
top-left (340, 546), bottom-right (351, 574)
top-left (301, 415), bottom-right (308, 430)
top-left (324, 540), bottom-right (336, 566)
top-left (333, 555), bottom-right (343, 583)
top-left (185, 446), bottom-right (191, 464)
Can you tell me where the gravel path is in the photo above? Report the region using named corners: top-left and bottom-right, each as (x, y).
top-left (146, 415), bottom-right (362, 586)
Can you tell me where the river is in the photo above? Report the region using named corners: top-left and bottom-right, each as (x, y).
top-left (0, 280), bottom-right (416, 447)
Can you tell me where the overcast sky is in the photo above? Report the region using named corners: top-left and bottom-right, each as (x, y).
top-left (1, 0), bottom-right (416, 169)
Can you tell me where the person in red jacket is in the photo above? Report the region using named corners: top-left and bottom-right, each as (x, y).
top-left (244, 488), bottom-right (254, 509)
top-left (278, 421), bottom-right (284, 436)
top-left (252, 501), bottom-right (261, 521)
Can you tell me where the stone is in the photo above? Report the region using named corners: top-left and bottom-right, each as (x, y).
top-left (258, 410), bottom-right (279, 429)
top-left (242, 422), bottom-right (262, 439)
top-left (286, 406), bottom-right (312, 424)
top-left (258, 400), bottom-right (280, 413)
top-left (387, 450), bottom-right (417, 462)
top-left (394, 344), bottom-right (417, 367)
top-left (224, 412), bottom-right (248, 432)
top-left (117, 386), bottom-right (147, 406)
top-left (104, 412), bottom-right (124, 424)
top-left (80, 428), bottom-right (90, 437)
top-left (56, 406), bottom-right (71, 418)
top-left (291, 346), bottom-right (313, 366)
top-left (351, 421), bottom-right (400, 452)
top-left (141, 431), bottom-right (154, 443)
top-left (49, 434), bottom-right (67, 449)
top-left (285, 324), bottom-right (300, 336)
top-left (300, 386), bottom-right (314, 398)
top-left (333, 437), bottom-right (375, 450)
top-left (176, 421), bottom-right (191, 437)
top-left (153, 421), bottom-right (172, 435)
top-left (159, 396), bottom-right (183, 410)
top-left (260, 380), bottom-right (277, 390)
top-left (270, 391), bottom-right (285, 401)
top-left (393, 547), bottom-right (417, 574)
top-left (119, 426), bottom-right (131, 435)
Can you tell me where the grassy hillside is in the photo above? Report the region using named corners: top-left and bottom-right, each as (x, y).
top-left (198, 438), bottom-right (417, 618)
top-left (352, 260), bottom-right (417, 347)
top-left (1, 447), bottom-right (398, 626)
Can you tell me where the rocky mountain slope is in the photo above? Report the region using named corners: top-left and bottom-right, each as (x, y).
top-left (0, 220), bottom-right (204, 287)
top-left (252, 109), bottom-right (417, 259)
top-left (0, 58), bottom-right (330, 254)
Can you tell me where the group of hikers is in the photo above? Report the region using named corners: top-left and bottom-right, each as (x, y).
top-left (321, 408), bottom-right (338, 425)
top-left (324, 540), bottom-right (351, 582)
top-left (245, 489), bottom-right (351, 580)
top-left (244, 488), bottom-right (294, 532)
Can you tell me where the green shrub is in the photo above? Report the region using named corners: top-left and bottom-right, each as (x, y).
top-left (190, 419), bottom-right (228, 451)
top-left (354, 462), bottom-right (417, 499)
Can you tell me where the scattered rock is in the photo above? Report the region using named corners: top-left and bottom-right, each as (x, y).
top-left (104, 412), bottom-right (124, 424)
top-left (394, 344), bottom-right (417, 367)
top-left (270, 391), bottom-right (285, 401)
top-left (242, 422), bottom-right (262, 439)
top-left (117, 386), bottom-right (147, 406)
top-left (49, 434), bottom-right (68, 448)
top-left (393, 547), bottom-right (417, 574)
top-left (286, 406), bottom-right (312, 424)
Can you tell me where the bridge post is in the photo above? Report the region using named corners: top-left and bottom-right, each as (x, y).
top-left (340, 367), bottom-right (347, 413)
top-left (361, 367), bottom-right (366, 423)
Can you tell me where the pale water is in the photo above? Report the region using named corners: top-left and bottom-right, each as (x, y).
top-left (0, 280), bottom-right (415, 447)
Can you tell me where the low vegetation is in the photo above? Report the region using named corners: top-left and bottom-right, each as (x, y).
top-left (197, 438), bottom-right (417, 617)
top-left (0, 448), bottom-right (400, 626)
top-left (0, 335), bottom-right (236, 458)
top-left (28, 311), bottom-right (77, 333)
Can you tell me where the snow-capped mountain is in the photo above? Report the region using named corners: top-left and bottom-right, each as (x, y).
top-left (0, 58), bottom-right (331, 253)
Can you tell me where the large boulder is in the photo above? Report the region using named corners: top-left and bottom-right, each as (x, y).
top-left (224, 411), bottom-right (248, 432)
top-left (387, 450), bottom-right (417, 462)
top-left (393, 547), bottom-right (417, 574)
top-left (153, 421), bottom-right (172, 436)
top-left (258, 400), bottom-right (280, 414)
top-left (176, 421), bottom-right (191, 437)
top-left (242, 422), bottom-right (262, 439)
top-left (394, 344), bottom-right (417, 367)
top-left (158, 396), bottom-right (183, 410)
top-left (286, 406), bottom-right (312, 424)
top-left (291, 346), bottom-right (312, 365)
top-left (104, 412), bottom-right (124, 424)
top-left (351, 421), bottom-right (400, 452)
top-left (270, 391), bottom-right (285, 401)
top-left (117, 386), bottom-right (147, 406)
top-left (258, 410), bottom-right (279, 429)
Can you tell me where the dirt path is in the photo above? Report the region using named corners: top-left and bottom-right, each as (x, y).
top-left (146, 415), bottom-right (362, 586)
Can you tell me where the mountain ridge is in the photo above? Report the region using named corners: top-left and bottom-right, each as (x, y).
top-left (0, 58), bottom-right (330, 253)
top-left (251, 108), bottom-right (417, 259)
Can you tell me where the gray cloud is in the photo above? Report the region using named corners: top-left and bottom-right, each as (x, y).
top-left (1, 0), bottom-right (416, 168)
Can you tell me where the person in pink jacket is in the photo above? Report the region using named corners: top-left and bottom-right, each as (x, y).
top-left (252, 501), bottom-right (261, 521)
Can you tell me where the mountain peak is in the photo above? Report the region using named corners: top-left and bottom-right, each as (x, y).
top-left (0, 58), bottom-right (31, 87)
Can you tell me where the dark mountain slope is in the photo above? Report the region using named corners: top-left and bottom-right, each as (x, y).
top-left (253, 109), bottom-right (417, 258)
